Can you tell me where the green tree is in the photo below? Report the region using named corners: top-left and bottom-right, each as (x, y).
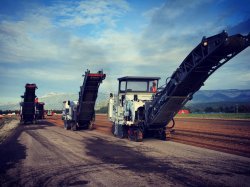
top-left (204, 107), bottom-right (214, 113)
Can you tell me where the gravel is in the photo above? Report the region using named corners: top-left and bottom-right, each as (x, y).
top-left (0, 118), bottom-right (19, 143)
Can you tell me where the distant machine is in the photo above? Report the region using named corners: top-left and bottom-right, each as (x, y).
top-left (20, 84), bottom-right (45, 124)
top-left (108, 31), bottom-right (250, 141)
top-left (47, 110), bottom-right (53, 116)
top-left (20, 84), bottom-right (37, 124)
top-left (62, 70), bottom-right (106, 130)
top-left (35, 101), bottom-right (45, 120)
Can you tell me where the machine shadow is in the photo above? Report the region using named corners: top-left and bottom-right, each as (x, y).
top-left (85, 137), bottom-right (217, 187)
top-left (0, 121), bottom-right (54, 184)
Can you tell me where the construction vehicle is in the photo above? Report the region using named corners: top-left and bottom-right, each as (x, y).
top-left (47, 110), bottom-right (53, 116)
top-left (108, 31), bottom-right (250, 141)
top-left (35, 102), bottom-right (45, 120)
top-left (20, 84), bottom-right (38, 124)
top-left (62, 70), bottom-right (106, 130)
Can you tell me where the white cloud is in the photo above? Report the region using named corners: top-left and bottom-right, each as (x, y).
top-left (0, 0), bottom-right (131, 64)
top-left (0, 14), bottom-right (60, 63)
top-left (0, 67), bottom-right (78, 81)
top-left (50, 0), bottom-right (130, 27)
top-left (0, 0), bottom-right (250, 105)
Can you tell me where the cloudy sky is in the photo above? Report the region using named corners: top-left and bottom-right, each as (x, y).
top-left (0, 0), bottom-right (250, 104)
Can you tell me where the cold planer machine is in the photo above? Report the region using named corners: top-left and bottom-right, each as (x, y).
top-left (108, 31), bottom-right (250, 141)
top-left (62, 70), bottom-right (106, 130)
top-left (20, 84), bottom-right (37, 124)
top-left (20, 84), bottom-right (45, 124)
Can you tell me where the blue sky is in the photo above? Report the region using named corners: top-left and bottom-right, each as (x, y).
top-left (0, 0), bottom-right (250, 104)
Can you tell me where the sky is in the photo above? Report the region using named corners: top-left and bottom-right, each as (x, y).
top-left (0, 0), bottom-right (250, 104)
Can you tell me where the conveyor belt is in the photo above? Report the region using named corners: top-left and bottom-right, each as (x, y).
top-left (146, 31), bottom-right (250, 127)
top-left (77, 70), bottom-right (106, 127)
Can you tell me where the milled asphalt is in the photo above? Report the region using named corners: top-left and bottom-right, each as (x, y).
top-left (0, 121), bottom-right (249, 187)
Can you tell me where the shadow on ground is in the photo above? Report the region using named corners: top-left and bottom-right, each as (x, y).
top-left (85, 137), bottom-right (226, 187)
top-left (0, 120), bottom-right (54, 184)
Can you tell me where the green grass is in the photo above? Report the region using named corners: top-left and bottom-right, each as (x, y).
top-left (176, 113), bottom-right (250, 119)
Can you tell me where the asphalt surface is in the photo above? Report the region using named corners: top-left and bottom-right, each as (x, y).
top-left (0, 119), bottom-right (250, 186)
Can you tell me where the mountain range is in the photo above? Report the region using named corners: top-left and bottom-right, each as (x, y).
top-left (0, 89), bottom-right (250, 111)
top-left (0, 92), bottom-right (109, 111)
top-left (189, 89), bottom-right (250, 103)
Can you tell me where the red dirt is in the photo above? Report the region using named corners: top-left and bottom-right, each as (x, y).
top-left (46, 114), bottom-right (250, 157)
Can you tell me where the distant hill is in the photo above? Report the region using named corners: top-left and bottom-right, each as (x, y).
top-left (0, 102), bottom-right (20, 111)
top-left (0, 92), bottom-right (109, 111)
top-left (185, 90), bottom-right (250, 113)
top-left (0, 89), bottom-right (250, 111)
top-left (38, 92), bottom-right (109, 110)
top-left (189, 89), bottom-right (250, 103)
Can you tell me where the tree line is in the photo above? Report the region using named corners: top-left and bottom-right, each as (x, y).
top-left (188, 104), bottom-right (250, 113)
top-left (0, 109), bottom-right (63, 115)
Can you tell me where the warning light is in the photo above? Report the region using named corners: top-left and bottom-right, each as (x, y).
top-left (203, 41), bottom-right (208, 46)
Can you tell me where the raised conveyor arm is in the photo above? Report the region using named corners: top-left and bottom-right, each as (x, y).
top-left (23, 84), bottom-right (37, 102)
top-left (77, 70), bottom-right (106, 126)
top-left (20, 84), bottom-right (38, 123)
top-left (146, 31), bottom-right (250, 127)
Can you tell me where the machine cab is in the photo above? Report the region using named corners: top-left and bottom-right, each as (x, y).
top-left (108, 76), bottom-right (161, 121)
top-left (118, 76), bottom-right (160, 94)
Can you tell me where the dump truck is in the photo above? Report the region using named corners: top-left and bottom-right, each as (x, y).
top-left (108, 31), bottom-right (250, 141)
top-left (20, 84), bottom-right (38, 124)
top-left (62, 70), bottom-right (106, 130)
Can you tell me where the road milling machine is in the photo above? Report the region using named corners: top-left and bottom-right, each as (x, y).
top-left (62, 70), bottom-right (106, 130)
top-left (20, 84), bottom-right (45, 124)
top-left (108, 31), bottom-right (250, 141)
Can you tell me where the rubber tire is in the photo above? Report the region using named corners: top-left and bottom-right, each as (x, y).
top-left (89, 122), bottom-right (94, 130)
top-left (128, 128), bottom-right (143, 142)
top-left (111, 123), bottom-right (115, 135)
top-left (71, 122), bottom-right (77, 131)
top-left (64, 120), bottom-right (69, 130)
top-left (159, 129), bottom-right (166, 141)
